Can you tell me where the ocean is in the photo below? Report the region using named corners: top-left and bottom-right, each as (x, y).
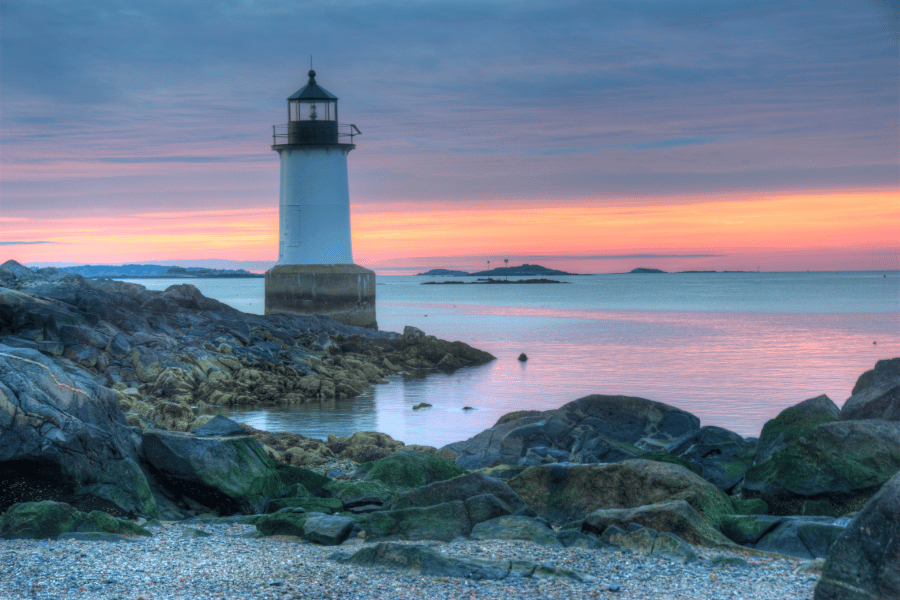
top-left (125, 271), bottom-right (899, 447)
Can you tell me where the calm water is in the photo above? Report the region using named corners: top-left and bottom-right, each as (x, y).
top-left (126, 271), bottom-right (899, 446)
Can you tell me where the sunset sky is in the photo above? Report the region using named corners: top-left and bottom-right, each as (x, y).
top-left (2, 0), bottom-right (897, 274)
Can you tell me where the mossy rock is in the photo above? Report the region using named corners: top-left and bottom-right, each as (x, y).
top-left (267, 497), bottom-right (343, 514)
top-left (352, 451), bottom-right (468, 491)
top-left (1, 501), bottom-right (79, 539)
top-left (733, 498), bottom-right (768, 515)
top-left (509, 460), bottom-right (734, 525)
top-left (77, 510), bottom-right (152, 537)
top-left (0, 502), bottom-right (151, 539)
top-left (255, 509), bottom-right (309, 536)
top-left (637, 452), bottom-right (702, 476)
top-left (720, 514), bottom-right (783, 545)
top-left (473, 465), bottom-right (528, 481)
top-left (283, 483), bottom-right (313, 498)
top-left (275, 464), bottom-right (331, 497)
top-left (323, 479), bottom-right (393, 503)
top-left (755, 395), bottom-right (840, 464)
top-left (744, 420), bottom-right (900, 515)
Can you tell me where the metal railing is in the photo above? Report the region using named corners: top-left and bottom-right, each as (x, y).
top-left (271, 123), bottom-right (361, 145)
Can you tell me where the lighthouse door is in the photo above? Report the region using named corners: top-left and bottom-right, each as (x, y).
top-left (287, 208), bottom-right (301, 247)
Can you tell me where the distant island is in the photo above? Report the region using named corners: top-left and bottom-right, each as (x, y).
top-left (59, 264), bottom-right (264, 279)
top-left (626, 268), bottom-right (749, 274)
top-left (422, 277), bottom-right (567, 285)
top-left (417, 264), bottom-right (579, 277)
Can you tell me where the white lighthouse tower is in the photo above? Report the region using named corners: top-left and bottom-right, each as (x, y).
top-left (264, 70), bottom-right (376, 328)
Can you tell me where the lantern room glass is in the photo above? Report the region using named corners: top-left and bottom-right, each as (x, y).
top-left (290, 100), bottom-right (335, 122)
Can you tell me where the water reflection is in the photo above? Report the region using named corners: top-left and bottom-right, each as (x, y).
top-left (127, 274), bottom-right (899, 445)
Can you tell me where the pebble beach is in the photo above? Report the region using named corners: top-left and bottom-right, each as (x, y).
top-left (0, 521), bottom-right (820, 600)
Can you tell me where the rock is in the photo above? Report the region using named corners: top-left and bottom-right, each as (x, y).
top-left (720, 514), bottom-right (785, 545)
top-left (652, 531), bottom-right (699, 563)
top-left (412, 402), bottom-right (431, 410)
top-left (387, 473), bottom-right (525, 513)
top-left (507, 459), bottom-right (734, 525)
top-left (275, 465), bottom-right (331, 497)
top-left (192, 416), bottom-right (248, 437)
top-left (255, 508), bottom-right (309, 537)
top-left (721, 512), bottom-right (868, 559)
top-left (327, 431), bottom-right (406, 463)
top-left (470, 515), bottom-right (562, 547)
top-left (323, 480), bottom-right (393, 505)
top-left (0, 500), bottom-right (79, 538)
top-left (743, 419), bottom-right (900, 516)
top-left (181, 527), bottom-right (212, 538)
top-left (665, 425), bottom-right (756, 492)
top-left (141, 429), bottom-right (284, 514)
top-left (364, 500), bottom-right (473, 542)
top-left (442, 394), bottom-right (700, 470)
top-left (815, 469), bottom-right (900, 600)
top-left (597, 525), bottom-right (696, 562)
top-left (302, 514), bottom-right (357, 545)
top-left (582, 499), bottom-right (733, 548)
top-left (842, 358), bottom-right (900, 421)
top-left (337, 542), bottom-right (590, 583)
top-left (0, 260), bottom-right (35, 284)
top-left (518, 353), bottom-right (528, 362)
top-left (755, 395), bottom-right (841, 463)
top-left (352, 450), bottom-right (468, 491)
top-left (0, 501), bottom-right (151, 539)
top-left (0, 346), bottom-right (156, 517)
top-left (267, 497), bottom-right (343, 514)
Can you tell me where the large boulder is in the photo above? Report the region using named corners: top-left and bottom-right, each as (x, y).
top-left (665, 425), bottom-right (756, 492)
top-left (507, 459), bottom-right (734, 525)
top-left (815, 469), bottom-right (900, 600)
top-left (442, 395), bottom-right (700, 470)
top-left (582, 500), bottom-right (733, 548)
top-left (743, 419), bottom-right (900, 516)
top-left (754, 395), bottom-right (841, 463)
top-left (141, 429), bottom-right (284, 514)
top-left (351, 450), bottom-right (468, 491)
top-left (0, 345), bottom-right (156, 517)
top-left (842, 358), bottom-right (900, 421)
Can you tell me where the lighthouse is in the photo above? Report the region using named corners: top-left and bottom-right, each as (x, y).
top-left (264, 70), bottom-right (377, 328)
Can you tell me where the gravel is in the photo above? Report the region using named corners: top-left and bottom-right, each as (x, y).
top-left (0, 521), bottom-right (819, 600)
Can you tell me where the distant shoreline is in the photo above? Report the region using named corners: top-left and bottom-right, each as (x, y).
top-left (422, 277), bottom-right (568, 285)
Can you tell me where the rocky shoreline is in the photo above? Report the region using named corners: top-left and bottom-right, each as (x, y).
top-left (1, 259), bottom-right (898, 599)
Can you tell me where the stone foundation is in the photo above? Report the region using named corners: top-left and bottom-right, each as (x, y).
top-left (265, 264), bottom-right (377, 329)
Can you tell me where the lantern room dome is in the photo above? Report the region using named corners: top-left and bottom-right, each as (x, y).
top-left (288, 70), bottom-right (338, 101)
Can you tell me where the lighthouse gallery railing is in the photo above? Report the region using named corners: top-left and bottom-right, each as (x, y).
top-left (272, 123), bottom-right (361, 145)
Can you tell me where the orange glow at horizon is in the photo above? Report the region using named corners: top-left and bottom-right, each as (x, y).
top-left (351, 190), bottom-right (899, 257)
top-left (3, 190), bottom-right (898, 270)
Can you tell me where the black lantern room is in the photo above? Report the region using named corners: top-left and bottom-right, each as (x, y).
top-left (287, 70), bottom-right (338, 144)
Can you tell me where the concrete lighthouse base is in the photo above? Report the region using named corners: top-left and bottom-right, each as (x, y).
top-left (264, 264), bottom-right (377, 329)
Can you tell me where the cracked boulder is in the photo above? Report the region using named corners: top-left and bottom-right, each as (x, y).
top-left (0, 345), bottom-right (156, 517)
